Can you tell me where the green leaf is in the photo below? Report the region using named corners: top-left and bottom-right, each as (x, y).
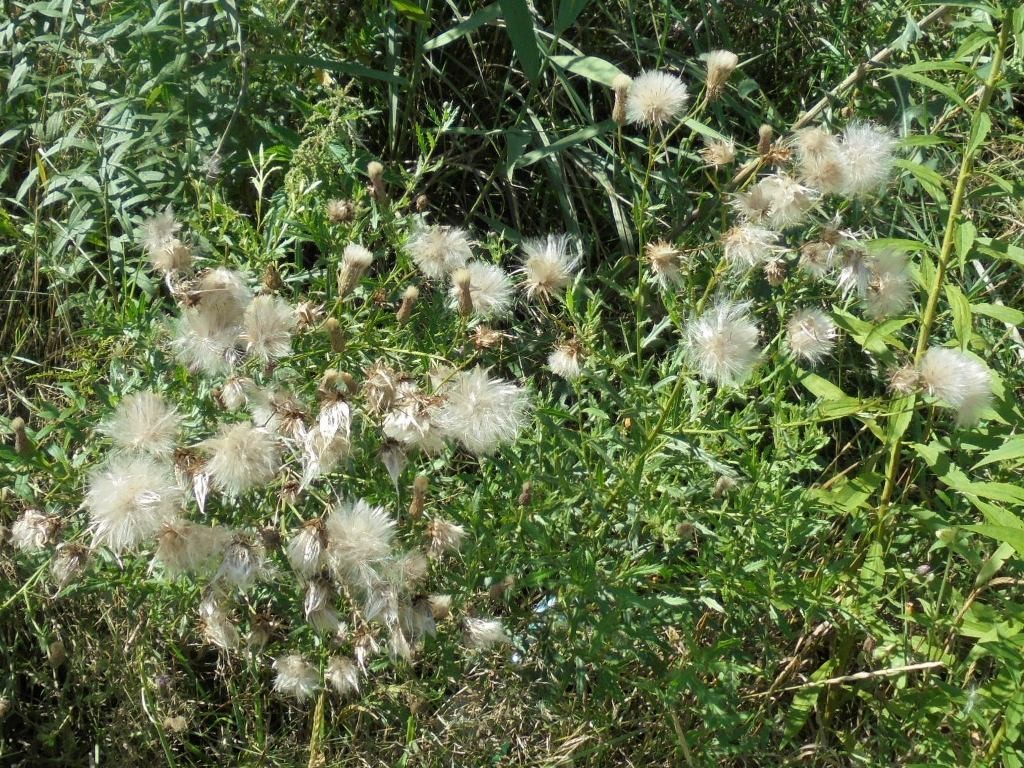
top-left (886, 67), bottom-right (966, 108)
top-left (554, 0), bottom-right (591, 34)
top-left (257, 53), bottom-right (407, 86)
top-left (549, 55), bottom-right (624, 86)
top-left (511, 121), bottom-right (612, 169)
top-left (391, 0), bottom-right (428, 23)
top-left (974, 237), bottom-right (1024, 267)
top-left (423, 4), bottom-right (500, 51)
top-left (973, 303), bottom-right (1024, 325)
top-left (954, 219), bottom-right (976, 272)
top-left (498, 0), bottom-right (542, 84)
top-left (965, 525), bottom-right (1024, 555)
top-left (968, 111), bottom-right (992, 156)
top-left (973, 436), bottom-right (1024, 470)
top-left (893, 158), bottom-right (947, 202)
top-left (975, 542), bottom-right (1014, 587)
top-left (944, 282), bottom-right (972, 347)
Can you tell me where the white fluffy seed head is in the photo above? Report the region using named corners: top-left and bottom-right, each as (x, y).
top-left (286, 520), bottom-right (328, 579)
top-left (645, 240), bottom-right (686, 288)
top-left (140, 208), bottom-right (180, 262)
top-left (407, 225), bottom-right (473, 279)
top-left (447, 262), bottom-right (514, 319)
top-left (548, 341), bottom-right (584, 381)
top-left (786, 308), bottom-right (837, 364)
top-left (325, 499), bottom-right (397, 590)
top-left (201, 423), bottom-right (281, 496)
top-left (103, 391), bottom-right (180, 457)
top-left (432, 366), bottom-right (530, 456)
top-left (193, 268), bottom-right (252, 327)
top-left (463, 617), bottom-right (510, 650)
top-left (685, 300), bottom-right (761, 387)
top-left (240, 295), bottom-right (295, 362)
top-left (722, 225), bottom-right (782, 271)
top-left (151, 238), bottom-right (194, 273)
top-left (755, 173), bottom-right (816, 229)
top-left (382, 382), bottom-right (448, 454)
top-left (171, 308), bottom-right (241, 377)
top-left (705, 50), bottom-right (739, 97)
top-left (837, 122), bottom-right (896, 198)
top-left (519, 234), bottom-right (580, 303)
top-left (86, 455), bottom-right (183, 553)
top-left (427, 518), bottom-right (466, 558)
top-left (220, 376), bottom-right (252, 411)
top-left (919, 348), bottom-right (993, 426)
top-left (153, 520), bottom-right (230, 576)
top-left (626, 70), bottom-right (688, 128)
top-left (326, 656), bottom-right (359, 697)
top-left (700, 138), bottom-right (737, 168)
top-left (273, 654), bottom-right (319, 703)
top-left (863, 250), bottom-right (911, 320)
top-left (215, 534), bottom-right (273, 591)
top-left (11, 509), bottom-right (59, 553)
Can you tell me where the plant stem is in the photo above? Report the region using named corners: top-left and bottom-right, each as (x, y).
top-left (876, 17), bottom-right (1008, 526)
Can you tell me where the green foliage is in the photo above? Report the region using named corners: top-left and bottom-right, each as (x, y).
top-left (3, 0), bottom-right (1024, 766)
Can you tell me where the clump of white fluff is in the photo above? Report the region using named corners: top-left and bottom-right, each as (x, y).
top-left (139, 208), bottom-right (181, 264)
top-left (102, 391), bottom-right (180, 457)
top-left (382, 381), bottom-right (448, 454)
top-left (918, 348), bottom-right (993, 426)
top-left (448, 262), bottom-right (514, 319)
top-left (722, 225), bottom-right (782, 271)
top-left (794, 127), bottom-right (846, 195)
top-left (407, 225), bottom-right (473, 279)
top-left (153, 520), bottom-right (230, 576)
top-left (432, 366), bottom-right (530, 456)
top-left (171, 308), bottom-right (241, 376)
top-left (755, 173), bottom-right (816, 229)
top-left (326, 656), bottom-right (360, 697)
top-left (201, 422), bottom-right (281, 496)
top-left (786, 308), bottom-right (837, 364)
top-left (193, 267), bottom-right (251, 327)
top-left (463, 617), bottom-right (511, 650)
top-left (518, 234), bottom-right (580, 303)
top-left (11, 509), bottom-right (58, 553)
top-left (240, 295), bottom-right (295, 362)
top-left (863, 250), bottom-right (912, 320)
top-left (273, 654), bottom-right (319, 703)
top-left (685, 301), bottom-right (761, 386)
top-left (85, 455), bottom-right (183, 553)
top-left (325, 499), bottom-right (397, 590)
top-left (548, 341), bottom-right (584, 381)
top-left (837, 122), bottom-right (896, 198)
top-left (626, 71), bottom-right (688, 128)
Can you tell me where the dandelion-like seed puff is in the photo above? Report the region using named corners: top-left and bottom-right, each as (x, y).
top-left (685, 300), bottom-right (761, 386)
top-left (625, 70), bottom-right (688, 129)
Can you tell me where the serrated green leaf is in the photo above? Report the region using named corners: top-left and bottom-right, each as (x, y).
top-left (944, 282), bottom-right (972, 347)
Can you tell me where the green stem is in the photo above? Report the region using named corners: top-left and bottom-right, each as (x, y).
top-left (876, 18), bottom-right (1008, 524)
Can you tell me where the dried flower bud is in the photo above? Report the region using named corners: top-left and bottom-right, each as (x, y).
top-left (11, 417), bottom-right (31, 456)
top-left (415, 194), bottom-right (429, 212)
top-left (518, 480), bottom-right (533, 506)
top-left (396, 285), bottom-right (419, 325)
top-left (295, 300), bottom-right (324, 330)
top-left (757, 124), bottom-right (774, 157)
top-left (764, 258), bottom-right (787, 287)
top-left (705, 51), bottom-right (739, 101)
top-left (612, 73), bottom-right (632, 126)
top-left (713, 475), bottom-right (736, 497)
top-left (327, 198), bottom-right (356, 224)
top-left (367, 161), bottom-right (386, 203)
top-left (488, 574), bottom-right (515, 602)
top-left (700, 139), bottom-right (736, 169)
top-left (409, 474), bottom-right (428, 520)
top-left (51, 544), bottom-right (90, 588)
top-left (472, 325), bottom-right (507, 350)
top-left (675, 521), bottom-right (695, 539)
top-left (339, 371), bottom-right (356, 394)
top-left (428, 594), bottom-right (452, 620)
top-left (452, 268), bottom-right (473, 316)
top-left (262, 264), bottom-right (283, 293)
top-left (337, 244), bottom-right (373, 298)
top-left (324, 318), bottom-right (345, 353)
top-left (47, 640), bottom-right (66, 668)
top-left (888, 364), bottom-right (920, 396)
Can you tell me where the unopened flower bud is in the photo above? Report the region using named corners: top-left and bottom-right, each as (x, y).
top-left (757, 124), bottom-right (774, 156)
top-left (327, 198), bottom-right (356, 224)
top-left (415, 194), bottom-right (429, 212)
top-left (324, 317), bottom-right (345, 353)
top-left (367, 161), bottom-right (386, 203)
top-left (262, 264), bottom-right (283, 293)
top-left (764, 258), bottom-right (786, 287)
top-left (452, 268), bottom-right (473, 317)
top-left (518, 480), bottom-right (533, 506)
top-left (337, 244), bottom-right (373, 298)
top-left (612, 74), bottom-right (632, 126)
top-left (409, 474), bottom-right (428, 520)
top-left (11, 417), bottom-right (31, 456)
top-left (396, 285), bottom-right (419, 325)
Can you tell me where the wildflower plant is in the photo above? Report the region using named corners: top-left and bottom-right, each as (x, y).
top-left (3, 1), bottom-right (1024, 765)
